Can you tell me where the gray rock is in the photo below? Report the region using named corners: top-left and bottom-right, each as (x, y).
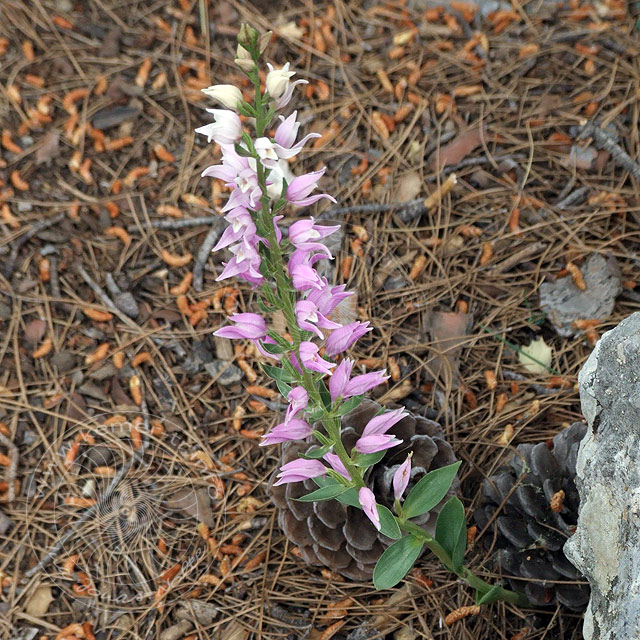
top-left (539, 254), bottom-right (621, 337)
top-left (204, 360), bottom-right (243, 386)
top-left (565, 312), bottom-right (640, 639)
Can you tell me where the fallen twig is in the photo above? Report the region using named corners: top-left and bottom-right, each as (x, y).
top-left (579, 121), bottom-right (640, 180)
top-left (491, 242), bottom-right (547, 274)
top-left (556, 186), bottom-right (589, 210)
top-left (3, 213), bottom-right (65, 279)
top-left (126, 216), bottom-right (215, 232)
top-left (319, 173), bottom-right (458, 224)
top-left (0, 432), bottom-right (18, 502)
top-left (502, 370), bottom-right (567, 396)
top-left (193, 219), bottom-right (225, 292)
top-left (76, 266), bottom-right (138, 330)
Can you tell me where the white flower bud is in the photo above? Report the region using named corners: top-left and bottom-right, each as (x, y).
top-left (265, 63), bottom-right (295, 101)
top-left (259, 30), bottom-right (273, 54)
top-left (201, 84), bottom-right (243, 111)
top-left (234, 46), bottom-right (255, 72)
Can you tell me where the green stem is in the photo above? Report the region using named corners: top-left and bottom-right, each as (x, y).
top-left (401, 521), bottom-right (529, 607)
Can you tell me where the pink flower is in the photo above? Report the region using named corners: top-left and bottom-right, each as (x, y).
top-left (393, 453), bottom-right (413, 501)
top-left (260, 418), bottom-right (312, 446)
top-left (202, 145), bottom-right (262, 212)
top-left (324, 452), bottom-right (351, 481)
top-left (273, 111), bottom-right (321, 158)
top-left (254, 137), bottom-right (279, 168)
top-left (288, 218), bottom-right (340, 248)
top-left (295, 300), bottom-right (341, 339)
top-left (254, 336), bottom-right (283, 361)
top-left (213, 207), bottom-right (256, 252)
top-left (359, 487), bottom-right (380, 531)
top-left (298, 341), bottom-right (335, 375)
top-left (214, 313), bottom-right (267, 340)
top-left (266, 62), bottom-right (308, 109)
top-left (329, 359), bottom-right (390, 402)
top-left (362, 407), bottom-right (407, 436)
top-left (324, 321), bottom-right (371, 357)
top-left (290, 264), bottom-right (323, 292)
top-left (195, 108), bottom-right (243, 145)
top-left (307, 281), bottom-right (353, 316)
top-left (286, 169), bottom-right (336, 207)
top-left (345, 369), bottom-right (389, 398)
top-left (329, 358), bottom-right (353, 402)
top-left (355, 433), bottom-right (402, 454)
top-left (216, 234), bottom-right (264, 285)
top-left (285, 386), bottom-right (308, 423)
top-left (273, 458), bottom-right (327, 486)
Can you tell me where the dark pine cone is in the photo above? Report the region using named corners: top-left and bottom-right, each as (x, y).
top-left (268, 399), bottom-right (458, 580)
top-left (474, 422), bottom-right (589, 610)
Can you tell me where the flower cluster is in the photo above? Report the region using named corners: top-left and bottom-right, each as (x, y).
top-left (198, 27), bottom-right (410, 532)
top-left (194, 26), bottom-right (532, 608)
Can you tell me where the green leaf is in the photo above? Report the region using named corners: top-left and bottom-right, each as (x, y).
top-left (267, 331), bottom-right (293, 349)
top-left (402, 461), bottom-right (461, 520)
top-left (354, 451), bottom-right (386, 468)
top-left (234, 142), bottom-right (254, 157)
top-left (261, 363), bottom-right (296, 383)
top-left (318, 379), bottom-right (332, 410)
top-left (335, 487), bottom-right (360, 508)
top-left (435, 496), bottom-right (467, 570)
top-left (307, 407), bottom-right (325, 422)
top-left (257, 298), bottom-right (277, 313)
top-left (378, 505), bottom-right (402, 539)
top-left (261, 342), bottom-right (289, 355)
top-left (296, 484), bottom-right (349, 502)
top-left (373, 535), bottom-right (423, 590)
top-left (300, 444), bottom-right (332, 460)
top-left (476, 585), bottom-right (504, 605)
top-left (335, 395), bottom-right (363, 416)
top-left (275, 379), bottom-right (291, 398)
top-left (313, 475), bottom-right (337, 489)
top-left (237, 102), bottom-right (256, 118)
top-left (311, 430), bottom-right (332, 446)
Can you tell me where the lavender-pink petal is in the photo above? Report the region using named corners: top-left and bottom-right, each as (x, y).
top-left (324, 321), bottom-right (371, 357)
top-left (355, 434), bottom-right (402, 454)
top-left (273, 458), bottom-right (327, 486)
top-left (393, 453), bottom-right (412, 501)
top-left (324, 452), bottom-right (351, 481)
top-left (362, 407), bottom-right (407, 437)
top-left (344, 370), bottom-right (389, 397)
top-left (358, 487), bottom-right (381, 531)
top-left (329, 358), bottom-right (354, 402)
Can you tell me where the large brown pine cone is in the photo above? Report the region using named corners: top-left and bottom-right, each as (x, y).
top-left (268, 400), bottom-right (458, 580)
top-left (474, 422), bottom-right (589, 610)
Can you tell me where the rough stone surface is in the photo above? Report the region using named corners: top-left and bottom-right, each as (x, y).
top-left (539, 253), bottom-right (621, 337)
top-left (564, 312), bottom-right (640, 640)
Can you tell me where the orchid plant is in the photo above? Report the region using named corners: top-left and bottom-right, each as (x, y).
top-left (199, 25), bottom-right (528, 607)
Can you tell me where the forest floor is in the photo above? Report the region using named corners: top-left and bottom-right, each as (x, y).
top-left (0, 0), bottom-right (639, 639)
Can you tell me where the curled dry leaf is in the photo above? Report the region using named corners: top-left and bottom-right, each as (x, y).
top-left (518, 337), bottom-right (552, 375)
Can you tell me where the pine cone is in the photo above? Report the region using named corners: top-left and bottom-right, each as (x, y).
top-left (268, 399), bottom-right (458, 580)
top-left (474, 422), bottom-right (589, 610)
